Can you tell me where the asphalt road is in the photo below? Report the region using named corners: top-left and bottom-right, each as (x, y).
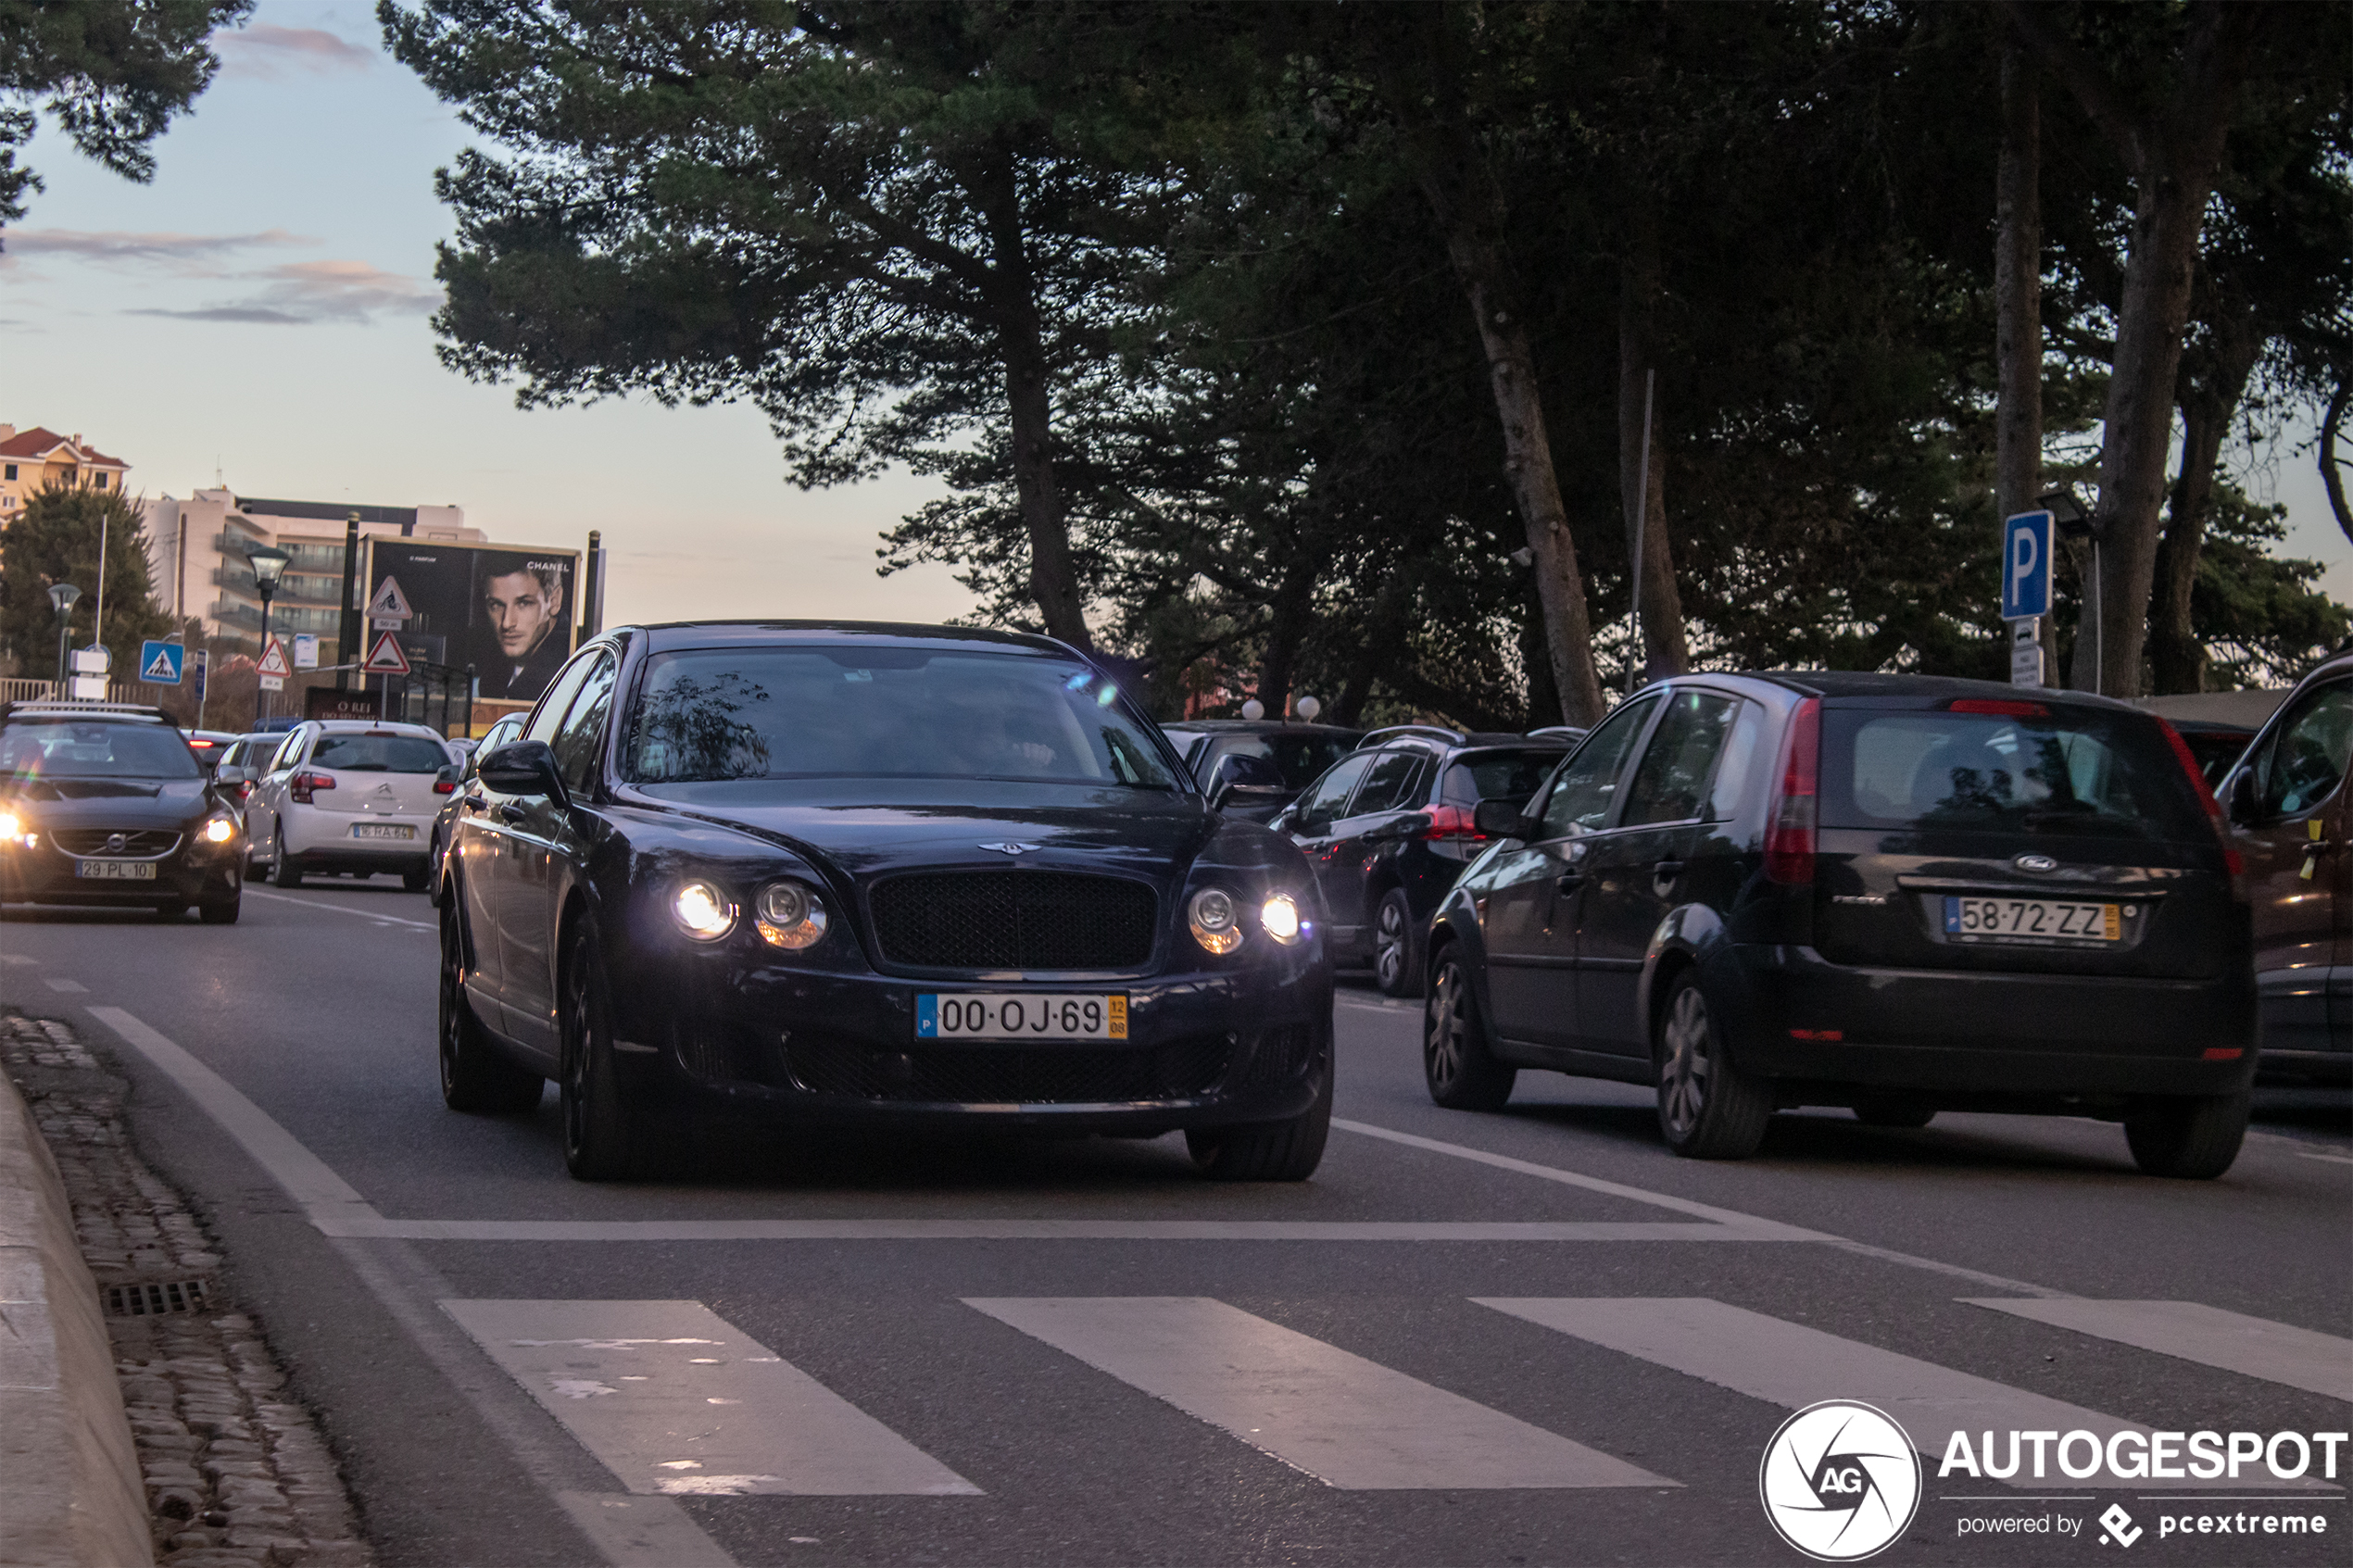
top-left (6, 880), bottom-right (2348, 1568)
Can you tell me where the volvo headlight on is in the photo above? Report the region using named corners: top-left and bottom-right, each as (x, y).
top-left (201, 814), bottom-right (238, 845)
top-left (1260, 892), bottom-right (1303, 945)
top-left (755, 878), bottom-right (829, 950)
top-left (1189, 887), bottom-right (1243, 955)
top-left (671, 880), bottom-right (736, 942)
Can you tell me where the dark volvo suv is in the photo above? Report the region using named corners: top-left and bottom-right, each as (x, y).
top-left (1425, 673), bottom-right (2254, 1177)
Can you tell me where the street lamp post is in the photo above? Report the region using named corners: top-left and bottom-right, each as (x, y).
top-left (247, 544), bottom-right (292, 720)
top-left (48, 583), bottom-right (82, 691)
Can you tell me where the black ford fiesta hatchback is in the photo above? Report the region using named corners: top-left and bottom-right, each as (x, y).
top-left (438, 622), bottom-right (1334, 1181)
top-left (1425, 672), bottom-right (2254, 1177)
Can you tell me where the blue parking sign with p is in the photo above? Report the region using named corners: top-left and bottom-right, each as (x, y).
top-left (139, 640), bottom-right (184, 685)
top-left (2001, 510), bottom-right (2052, 621)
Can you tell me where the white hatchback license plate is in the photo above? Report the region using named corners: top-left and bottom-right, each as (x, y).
top-left (351, 823), bottom-right (416, 841)
top-left (1943, 896), bottom-right (2123, 944)
top-left (75, 859), bottom-right (157, 881)
top-left (917, 993), bottom-right (1128, 1040)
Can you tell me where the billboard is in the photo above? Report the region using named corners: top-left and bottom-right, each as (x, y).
top-left (362, 538), bottom-right (581, 704)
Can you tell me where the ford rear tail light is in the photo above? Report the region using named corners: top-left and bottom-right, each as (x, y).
top-left (1418, 804), bottom-right (1486, 841)
top-left (1764, 697), bottom-right (1820, 885)
top-left (290, 771), bottom-right (335, 804)
top-left (2155, 718), bottom-right (2246, 884)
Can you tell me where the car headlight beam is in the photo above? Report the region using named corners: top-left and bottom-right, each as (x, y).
top-left (755, 878), bottom-right (829, 950)
top-left (201, 815), bottom-right (237, 845)
top-left (1260, 892), bottom-right (1303, 945)
top-left (671, 880), bottom-right (736, 941)
top-left (0, 811), bottom-right (19, 843)
top-left (1189, 887), bottom-right (1243, 955)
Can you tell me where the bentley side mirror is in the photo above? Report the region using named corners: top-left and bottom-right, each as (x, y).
top-left (478, 739), bottom-right (568, 805)
top-left (1205, 752), bottom-right (1283, 809)
top-left (1473, 799), bottom-right (1533, 839)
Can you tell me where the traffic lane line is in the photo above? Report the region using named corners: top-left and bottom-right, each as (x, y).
top-left (243, 885), bottom-right (437, 930)
top-left (445, 1299), bottom-right (979, 1497)
top-left (965, 1296), bottom-right (1673, 1490)
top-left (329, 1218), bottom-right (1800, 1241)
top-left (1960, 1298), bottom-right (2353, 1404)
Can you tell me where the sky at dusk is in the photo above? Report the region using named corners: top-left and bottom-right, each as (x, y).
top-left (2, 1), bottom-right (2345, 630)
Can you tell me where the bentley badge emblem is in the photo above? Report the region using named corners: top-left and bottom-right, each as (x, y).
top-left (981, 842), bottom-right (1041, 856)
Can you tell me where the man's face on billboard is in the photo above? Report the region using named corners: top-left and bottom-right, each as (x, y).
top-left (485, 571), bottom-right (560, 658)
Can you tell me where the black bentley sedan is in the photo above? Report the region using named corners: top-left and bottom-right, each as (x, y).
top-left (1424, 672), bottom-right (2255, 1178)
top-left (437, 622), bottom-right (1335, 1181)
top-left (0, 702), bottom-right (245, 922)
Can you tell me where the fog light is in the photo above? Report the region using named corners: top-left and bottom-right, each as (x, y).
top-left (202, 816), bottom-right (236, 845)
top-left (1189, 887), bottom-right (1242, 955)
top-left (755, 879), bottom-right (829, 950)
top-left (672, 880), bottom-right (736, 941)
top-left (1260, 893), bottom-right (1302, 945)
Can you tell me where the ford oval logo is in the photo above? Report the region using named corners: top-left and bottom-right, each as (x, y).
top-left (2014, 853), bottom-right (2058, 873)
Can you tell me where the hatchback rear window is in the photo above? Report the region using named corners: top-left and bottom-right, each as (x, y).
top-left (310, 734), bottom-right (449, 773)
top-left (1821, 707), bottom-right (2206, 840)
top-left (1441, 750), bottom-right (1561, 806)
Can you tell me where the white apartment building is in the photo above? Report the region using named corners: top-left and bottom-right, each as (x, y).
top-left (144, 489), bottom-right (481, 661)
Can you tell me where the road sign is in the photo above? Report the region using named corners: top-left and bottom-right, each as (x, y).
top-left (2010, 621), bottom-right (2045, 687)
top-left (2000, 509), bottom-right (2053, 621)
top-left (70, 646), bottom-right (111, 675)
top-left (366, 576), bottom-right (413, 621)
top-left (192, 650), bottom-right (208, 702)
top-left (363, 630), bottom-right (413, 677)
top-left (293, 633), bottom-right (319, 670)
top-left (139, 641), bottom-right (184, 684)
top-left (259, 676), bottom-right (284, 693)
top-left (256, 636), bottom-right (293, 680)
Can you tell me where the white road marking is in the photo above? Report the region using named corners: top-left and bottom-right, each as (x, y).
top-left (41, 976), bottom-right (85, 993)
top-left (1475, 1298), bottom-right (2322, 1491)
top-left (0, 953), bottom-right (39, 965)
top-left (966, 1296), bottom-right (1672, 1490)
top-left (445, 1300), bottom-right (979, 1496)
top-left (555, 1494), bottom-right (737, 1568)
top-left (1961, 1299), bottom-right (2353, 1404)
top-left (2296, 1149), bottom-right (2353, 1166)
top-left (332, 1217), bottom-right (1797, 1242)
top-left (243, 886), bottom-right (437, 930)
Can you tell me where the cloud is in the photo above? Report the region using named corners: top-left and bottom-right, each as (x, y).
top-left (129, 258), bottom-right (440, 325)
top-left (214, 24), bottom-right (377, 76)
top-left (0, 227), bottom-right (315, 274)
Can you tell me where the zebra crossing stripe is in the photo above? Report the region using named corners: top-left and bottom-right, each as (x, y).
top-left (1961, 1299), bottom-right (2353, 1404)
top-left (444, 1300), bottom-right (980, 1497)
top-left (965, 1296), bottom-right (1674, 1490)
top-left (1473, 1298), bottom-right (2310, 1492)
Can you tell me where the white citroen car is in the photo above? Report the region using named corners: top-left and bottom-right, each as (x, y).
top-left (244, 720), bottom-right (458, 890)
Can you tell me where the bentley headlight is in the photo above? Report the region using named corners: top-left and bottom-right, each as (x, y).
top-left (1189, 887), bottom-right (1242, 955)
top-left (0, 811), bottom-right (19, 843)
top-left (1260, 892), bottom-right (1302, 945)
top-left (672, 880), bottom-right (736, 941)
top-left (201, 814), bottom-right (237, 845)
top-left (755, 878), bottom-right (829, 950)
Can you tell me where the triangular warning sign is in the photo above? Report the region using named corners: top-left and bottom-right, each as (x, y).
top-left (367, 576), bottom-right (413, 620)
top-left (142, 646), bottom-right (181, 682)
top-left (256, 636), bottom-right (292, 679)
top-left (363, 631), bottom-right (412, 676)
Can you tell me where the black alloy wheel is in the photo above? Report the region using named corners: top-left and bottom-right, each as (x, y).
top-left (1185, 1046), bottom-right (1333, 1182)
top-left (1423, 948), bottom-right (1515, 1110)
top-left (439, 900), bottom-right (542, 1114)
top-left (560, 920), bottom-right (652, 1179)
top-left (2123, 1092), bottom-right (2249, 1179)
top-left (1654, 972), bottom-right (1772, 1160)
top-left (1373, 888), bottom-right (1425, 999)
top-left (270, 829), bottom-right (303, 888)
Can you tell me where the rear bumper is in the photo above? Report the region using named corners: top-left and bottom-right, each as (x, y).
top-left (1712, 943), bottom-right (2258, 1099)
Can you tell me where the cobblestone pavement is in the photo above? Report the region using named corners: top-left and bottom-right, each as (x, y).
top-left (3, 1013), bottom-right (376, 1568)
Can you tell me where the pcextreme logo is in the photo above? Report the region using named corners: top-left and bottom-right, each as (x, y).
top-left (1759, 1400), bottom-right (1923, 1562)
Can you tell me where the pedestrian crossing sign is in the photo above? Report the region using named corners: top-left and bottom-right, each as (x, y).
top-left (139, 641), bottom-right (184, 684)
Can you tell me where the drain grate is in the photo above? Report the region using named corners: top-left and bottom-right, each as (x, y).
top-left (104, 1279), bottom-right (210, 1318)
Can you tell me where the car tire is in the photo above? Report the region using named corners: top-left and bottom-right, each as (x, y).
top-left (270, 832), bottom-right (303, 888)
top-left (1186, 1049), bottom-right (1332, 1182)
top-left (440, 901), bottom-right (544, 1115)
top-left (1654, 972), bottom-right (1772, 1160)
top-left (560, 920), bottom-right (654, 1179)
top-left (153, 901), bottom-right (187, 922)
top-left (402, 863), bottom-right (430, 893)
top-left (198, 894), bottom-right (240, 925)
top-left (1854, 1098), bottom-right (1935, 1129)
top-left (2123, 1092), bottom-right (2248, 1180)
top-left (1373, 888), bottom-right (1425, 999)
top-left (1423, 947), bottom-right (1516, 1110)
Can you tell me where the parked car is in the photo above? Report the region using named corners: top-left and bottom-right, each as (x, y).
top-left (212, 732), bottom-right (294, 807)
top-left (182, 728), bottom-right (243, 771)
top-left (426, 714), bottom-right (525, 906)
top-left (1159, 721), bottom-right (1365, 824)
top-left (2169, 718), bottom-right (2256, 789)
top-left (1275, 728), bottom-right (1570, 997)
top-left (244, 720), bottom-right (459, 890)
top-left (2217, 649), bottom-right (2351, 1085)
top-left (1425, 672), bottom-right (2255, 1177)
top-left (438, 622), bottom-right (1335, 1183)
top-left (0, 701), bottom-right (245, 922)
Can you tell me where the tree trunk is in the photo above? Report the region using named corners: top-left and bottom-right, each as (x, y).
top-left (1254, 554), bottom-right (1320, 717)
top-left (1334, 571), bottom-right (1412, 727)
top-left (975, 150), bottom-right (1091, 649)
top-left (2323, 379), bottom-right (2352, 548)
top-left (2004, 2), bottom-right (2263, 696)
top-left (1994, 31), bottom-right (2047, 661)
top-left (1618, 201), bottom-right (1689, 685)
top-left (2150, 312), bottom-right (2259, 694)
